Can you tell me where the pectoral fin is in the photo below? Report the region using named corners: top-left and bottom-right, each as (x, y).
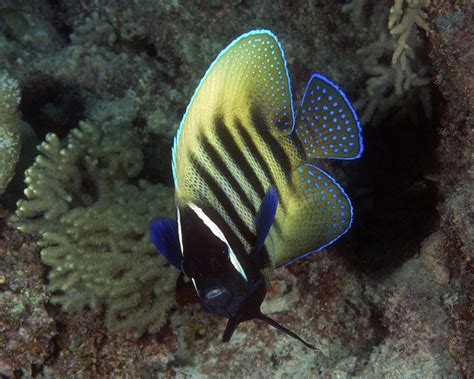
top-left (254, 187), bottom-right (279, 254)
top-left (149, 218), bottom-right (183, 271)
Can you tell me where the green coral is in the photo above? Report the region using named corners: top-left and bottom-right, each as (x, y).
top-left (0, 71), bottom-right (21, 195)
top-left (16, 118), bottom-right (178, 337)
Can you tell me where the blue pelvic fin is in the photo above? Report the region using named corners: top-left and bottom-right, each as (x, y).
top-left (294, 73), bottom-right (363, 160)
top-left (149, 219), bottom-right (183, 271)
top-left (254, 187), bottom-right (279, 254)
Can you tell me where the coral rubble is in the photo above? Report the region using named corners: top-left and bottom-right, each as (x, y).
top-left (0, 71), bottom-right (21, 195)
top-left (0, 215), bottom-right (56, 378)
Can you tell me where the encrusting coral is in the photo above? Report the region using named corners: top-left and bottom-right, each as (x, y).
top-left (15, 118), bottom-right (179, 337)
top-left (0, 71), bottom-right (21, 195)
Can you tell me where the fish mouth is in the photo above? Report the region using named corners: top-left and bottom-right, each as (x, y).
top-left (220, 277), bottom-right (315, 348)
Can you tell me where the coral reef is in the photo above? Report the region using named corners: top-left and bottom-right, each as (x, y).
top-left (344, 0), bottom-right (432, 125)
top-left (0, 0), bottom-right (471, 377)
top-left (0, 71), bottom-right (21, 195)
top-left (426, 3), bottom-right (473, 375)
top-left (0, 215), bottom-right (56, 378)
top-left (15, 116), bottom-right (178, 337)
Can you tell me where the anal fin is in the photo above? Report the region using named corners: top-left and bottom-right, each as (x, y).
top-left (273, 164), bottom-right (352, 266)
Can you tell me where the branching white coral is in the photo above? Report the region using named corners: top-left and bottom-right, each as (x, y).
top-left (344, 0), bottom-right (431, 125)
top-left (389, 0), bottom-right (430, 70)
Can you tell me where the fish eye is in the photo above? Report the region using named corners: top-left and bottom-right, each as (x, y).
top-left (205, 287), bottom-right (231, 309)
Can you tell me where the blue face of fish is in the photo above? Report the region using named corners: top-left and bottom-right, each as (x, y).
top-left (149, 29), bottom-right (363, 348)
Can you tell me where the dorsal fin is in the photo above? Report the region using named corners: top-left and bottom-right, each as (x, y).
top-left (172, 30), bottom-right (295, 189)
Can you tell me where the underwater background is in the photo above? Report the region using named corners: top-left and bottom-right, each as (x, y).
top-left (0, 0), bottom-right (472, 378)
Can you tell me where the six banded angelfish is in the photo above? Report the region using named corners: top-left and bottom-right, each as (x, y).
top-left (150, 29), bottom-right (363, 348)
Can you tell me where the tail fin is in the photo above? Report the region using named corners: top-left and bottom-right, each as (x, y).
top-left (294, 73), bottom-right (363, 161)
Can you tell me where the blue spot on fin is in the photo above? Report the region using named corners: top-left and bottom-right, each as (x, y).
top-left (149, 219), bottom-right (183, 271)
top-left (254, 187), bottom-right (278, 254)
top-left (294, 73), bottom-right (363, 160)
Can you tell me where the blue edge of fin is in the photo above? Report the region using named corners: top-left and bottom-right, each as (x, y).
top-left (169, 29), bottom-right (363, 267)
top-left (280, 72), bottom-right (363, 265)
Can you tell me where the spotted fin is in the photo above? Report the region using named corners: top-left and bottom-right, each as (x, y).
top-left (294, 73), bottom-right (363, 160)
top-left (149, 219), bottom-right (183, 271)
top-left (172, 30), bottom-right (295, 189)
top-left (272, 164), bottom-right (352, 266)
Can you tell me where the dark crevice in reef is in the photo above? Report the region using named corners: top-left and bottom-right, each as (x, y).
top-left (340, 86), bottom-right (441, 276)
top-left (142, 136), bottom-right (174, 187)
top-left (121, 35), bottom-right (158, 59)
top-left (42, 303), bottom-right (68, 372)
top-left (132, 117), bottom-right (175, 187)
top-left (353, 304), bottom-right (389, 375)
top-left (48, 0), bottom-right (73, 43)
top-left (76, 165), bottom-right (99, 205)
top-left (20, 73), bottom-right (85, 140)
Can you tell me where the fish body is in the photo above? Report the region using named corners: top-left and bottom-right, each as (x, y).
top-left (150, 30), bottom-right (362, 347)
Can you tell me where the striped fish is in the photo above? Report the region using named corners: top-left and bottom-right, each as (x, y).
top-left (150, 30), bottom-right (363, 347)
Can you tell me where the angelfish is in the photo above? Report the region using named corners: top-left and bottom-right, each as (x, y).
top-left (150, 30), bottom-right (363, 348)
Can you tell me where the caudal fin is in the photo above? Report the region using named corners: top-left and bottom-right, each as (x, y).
top-left (294, 73), bottom-right (363, 161)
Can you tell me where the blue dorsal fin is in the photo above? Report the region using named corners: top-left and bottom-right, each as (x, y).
top-left (149, 219), bottom-right (183, 271)
top-left (294, 73), bottom-right (363, 160)
top-left (254, 187), bottom-right (279, 254)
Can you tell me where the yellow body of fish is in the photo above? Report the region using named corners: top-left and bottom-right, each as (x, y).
top-left (172, 30), bottom-right (362, 268)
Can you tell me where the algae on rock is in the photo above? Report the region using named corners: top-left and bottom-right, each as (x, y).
top-left (0, 71), bottom-right (21, 195)
top-left (15, 119), bottom-right (178, 337)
